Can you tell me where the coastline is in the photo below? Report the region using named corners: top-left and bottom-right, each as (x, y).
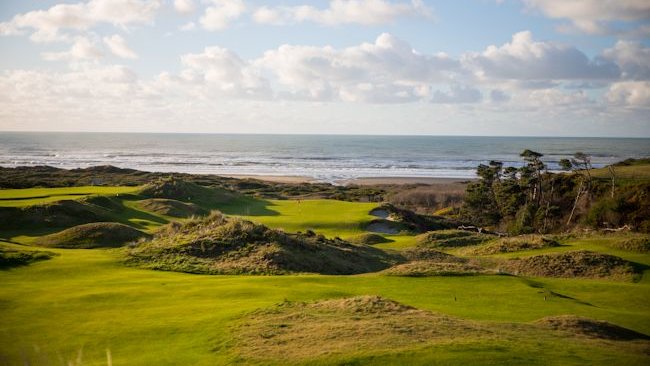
top-left (222, 174), bottom-right (475, 185)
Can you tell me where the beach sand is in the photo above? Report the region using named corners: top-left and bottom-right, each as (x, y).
top-left (342, 177), bottom-right (474, 185)
top-left (222, 175), bottom-right (474, 185)
top-left (222, 175), bottom-right (317, 184)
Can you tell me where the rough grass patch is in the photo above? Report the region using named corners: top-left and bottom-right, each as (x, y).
top-left (504, 251), bottom-right (639, 281)
top-left (416, 230), bottom-right (494, 248)
top-left (0, 246), bottom-right (56, 268)
top-left (345, 233), bottom-right (392, 245)
top-left (35, 222), bottom-right (148, 248)
top-left (536, 315), bottom-right (650, 341)
top-left (608, 236), bottom-right (650, 253)
top-left (137, 198), bottom-right (207, 218)
top-left (126, 212), bottom-right (399, 275)
top-left (463, 235), bottom-right (561, 255)
top-left (232, 296), bottom-right (483, 362)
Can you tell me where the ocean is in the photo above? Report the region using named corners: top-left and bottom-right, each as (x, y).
top-left (1, 132), bottom-right (649, 183)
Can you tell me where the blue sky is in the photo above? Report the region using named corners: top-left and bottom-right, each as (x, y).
top-left (0, 0), bottom-right (649, 136)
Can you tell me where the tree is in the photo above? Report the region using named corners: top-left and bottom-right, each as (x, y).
top-left (520, 149), bottom-right (545, 204)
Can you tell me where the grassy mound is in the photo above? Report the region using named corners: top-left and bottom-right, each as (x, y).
top-left (536, 315), bottom-right (650, 341)
top-left (126, 213), bottom-right (398, 275)
top-left (233, 296), bottom-right (480, 362)
top-left (505, 251), bottom-right (638, 280)
top-left (345, 233), bottom-right (391, 245)
top-left (384, 248), bottom-right (483, 277)
top-left (0, 246), bottom-right (56, 268)
top-left (464, 235), bottom-right (561, 255)
top-left (608, 236), bottom-right (650, 253)
top-left (139, 178), bottom-right (235, 206)
top-left (401, 247), bottom-right (463, 262)
top-left (137, 198), bottom-right (207, 218)
top-left (383, 261), bottom-right (484, 277)
top-left (416, 229), bottom-right (494, 248)
top-left (35, 222), bottom-right (148, 248)
top-left (0, 200), bottom-right (113, 230)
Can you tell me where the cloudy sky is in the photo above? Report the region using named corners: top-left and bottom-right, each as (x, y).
top-left (0, 0), bottom-right (649, 136)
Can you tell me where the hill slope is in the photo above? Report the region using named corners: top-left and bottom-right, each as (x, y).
top-left (126, 212), bottom-right (399, 275)
top-left (35, 222), bottom-right (148, 248)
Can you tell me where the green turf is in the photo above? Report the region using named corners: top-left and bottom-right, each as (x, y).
top-left (0, 244), bottom-right (648, 365)
top-left (0, 186), bottom-right (141, 207)
top-left (0, 188), bottom-right (649, 365)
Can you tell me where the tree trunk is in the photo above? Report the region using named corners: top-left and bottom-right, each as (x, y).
top-left (567, 179), bottom-right (584, 226)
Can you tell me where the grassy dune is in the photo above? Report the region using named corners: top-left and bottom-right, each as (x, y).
top-left (0, 186), bottom-right (649, 365)
top-left (0, 186), bottom-right (140, 207)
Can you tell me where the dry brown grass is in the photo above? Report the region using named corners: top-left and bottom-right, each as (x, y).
top-left (503, 251), bottom-right (638, 281)
top-left (536, 315), bottom-right (650, 341)
top-left (462, 235), bottom-right (561, 255)
top-left (232, 296), bottom-right (483, 361)
top-left (387, 183), bottom-right (466, 214)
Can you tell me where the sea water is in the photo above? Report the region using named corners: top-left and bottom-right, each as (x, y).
top-left (1, 132), bottom-right (649, 183)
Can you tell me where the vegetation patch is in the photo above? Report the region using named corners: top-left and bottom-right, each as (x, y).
top-left (35, 222), bottom-right (148, 249)
top-left (536, 315), bottom-right (650, 341)
top-left (504, 251), bottom-right (639, 280)
top-left (137, 198), bottom-right (207, 218)
top-left (607, 236), bottom-right (650, 253)
top-left (383, 261), bottom-right (485, 277)
top-left (371, 203), bottom-right (459, 233)
top-left (0, 200), bottom-right (114, 230)
top-left (400, 247), bottom-right (464, 262)
top-left (126, 212), bottom-right (399, 275)
top-left (416, 229), bottom-right (495, 248)
top-left (138, 178), bottom-right (237, 206)
top-left (232, 295), bottom-right (482, 362)
top-left (0, 246), bottom-right (56, 268)
top-left (345, 233), bottom-right (391, 245)
top-left (384, 248), bottom-right (485, 277)
top-left (464, 235), bottom-right (561, 255)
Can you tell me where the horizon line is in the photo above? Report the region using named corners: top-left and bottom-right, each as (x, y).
top-left (2, 130), bottom-right (650, 139)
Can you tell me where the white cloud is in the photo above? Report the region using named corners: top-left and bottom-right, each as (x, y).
top-left (252, 6), bottom-right (285, 25)
top-left (606, 81), bottom-right (650, 107)
top-left (0, 0), bottom-right (161, 43)
top-left (255, 33), bottom-right (458, 102)
top-left (179, 21), bottom-right (197, 31)
top-left (252, 0), bottom-right (432, 26)
top-left (602, 41), bottom-right (650, 80)
top-left (41, 36), bottom-right (103, 61)
top-left (103, 34), bottom-right (138, 59)
top-left (175, 46), bottom-right (271, 98)
top-left (199, 0), bottom-right (246, 31)
top-left (174, 0), bottom-right (196, 14)
top-left (463, 31), bottom-right (620, 80)
top-left (431, 84), bottom-right (482, 104)
top-left (523, 0), bottom-right (650, 36)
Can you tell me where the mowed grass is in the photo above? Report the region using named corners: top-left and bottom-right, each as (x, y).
top-left (0, 188), bottom-right (649, 364)
top-left (590, 163), bottom-right (650, 181)
top-left (233, 199), bottom-right (379, 238)
top-left (1, 244), bottom-right (649, 365)
top-left (0, 186), bottom-right (141, 207)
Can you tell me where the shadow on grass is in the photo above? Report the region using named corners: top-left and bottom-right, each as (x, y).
top-left (110, 200), bottom-right (169, 230)
top-left (520, 278), bottom-right (596, 307)
top-left (213, 196), bottom-right (280, 216)
top-left (0, 193), bottom-right (89, 201)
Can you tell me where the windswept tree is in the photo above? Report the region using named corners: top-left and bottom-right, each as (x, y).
top-left (559, 152), bottom-right (593, 225)
top-left (520, 149), bottom-right (545, 204)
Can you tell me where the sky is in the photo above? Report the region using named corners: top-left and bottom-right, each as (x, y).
top-left (0, 0), bottom-right (649, 137)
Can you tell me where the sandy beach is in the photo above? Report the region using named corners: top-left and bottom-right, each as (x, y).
top-left (222, 175), bottom-right (317, 184)
top-left (222, 174), bottom-right (474, 185)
